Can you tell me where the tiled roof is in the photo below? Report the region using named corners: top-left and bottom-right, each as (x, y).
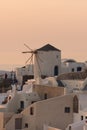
top-left (37, 44), bottom-right (61, 52)
top-left (57, 70), bottom-right (87, 80)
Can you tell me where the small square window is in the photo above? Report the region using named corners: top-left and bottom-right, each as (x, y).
top-left (25, 123), bottom-right (28, 128)
top-left (31, 101), bottom-right (36, 104)
top-left (65, 107), bottom-right (70, 113)
top-left (77, 67), bottom-right (82, 72)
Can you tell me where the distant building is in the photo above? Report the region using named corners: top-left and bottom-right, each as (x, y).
top-left (15, 64), bottom-right (34, 85)
top-left (61, 59), bottom-right (85, 74)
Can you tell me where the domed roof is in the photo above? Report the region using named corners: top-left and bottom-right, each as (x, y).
top-left (62, 59), bottom-right (76, 63)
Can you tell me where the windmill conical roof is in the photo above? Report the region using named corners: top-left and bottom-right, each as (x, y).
top-left (37, 44), bottom-right (61, 52)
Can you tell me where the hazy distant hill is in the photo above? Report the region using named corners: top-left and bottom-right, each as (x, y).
top-left (0, 64), bottom-right (23, 71)
top-left (0, 70), bottom-right (11, 79)
top-left (0, 70), bottom-right (10, 74)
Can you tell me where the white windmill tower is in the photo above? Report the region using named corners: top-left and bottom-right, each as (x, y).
top-left (22, 44), bottom-right (42, 84)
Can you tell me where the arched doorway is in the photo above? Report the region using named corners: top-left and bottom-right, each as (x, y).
top-left (73, 95), bottom-right (79, 113)
top-left (54, 66), bottom-right (59, 76)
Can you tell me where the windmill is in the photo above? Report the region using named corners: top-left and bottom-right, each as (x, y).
top-left (22, 43), bottom-right (42, 83)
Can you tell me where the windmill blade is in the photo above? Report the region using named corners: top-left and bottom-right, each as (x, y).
top-left (27, 54), bottom-right (34, 74)
top-left (24, 43), bottom-right (33, 51)
top-left (23, 43), bottom-right (37, 54)
top-left (30, 54), bottom-right (34, 73)
top-left (22, 51), bottom-right (33, 53)
top-left (25, 54), bottom-right (33, 64)
top-left (29, 54), bottom-right (34, 65)
top-left (22, 50), bottom-right (37, 54)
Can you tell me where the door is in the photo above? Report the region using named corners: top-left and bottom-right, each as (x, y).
top-left (54, 66), bottom-right (58, 76)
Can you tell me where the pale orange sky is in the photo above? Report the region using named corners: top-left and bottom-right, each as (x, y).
top-left (0, 0), bottom-right (87, 70)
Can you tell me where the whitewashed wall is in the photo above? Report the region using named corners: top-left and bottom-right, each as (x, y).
top-left (61, 62), bottom-right (85, 74)
top-left (37, 50), bottom-right (61, 77)
top-left (61, 80), bottom-right (84, 93)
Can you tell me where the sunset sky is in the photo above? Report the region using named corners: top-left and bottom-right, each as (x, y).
top-left (0, 0), bottom-right (87, 70)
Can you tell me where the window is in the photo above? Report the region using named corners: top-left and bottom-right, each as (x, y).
top-left (30, 107), bottom-right (34, 115)
top-left (69, 126), bottom-right (71, 130)
top-left (44, 93), bottom-right (48, 99)
top-left (72, 68), bottom-right (74, 72)
top-left (65, 107), bottom-right (70, 113)
top-left (15, 118), bottom-right (22, 129)
top-left (85, 116), bottom-right (87, 119)
top-left (20, 101), bottom-right (24, 109)
top-left (77, 67), bottom-right (82, 72)
top-left (31, 101), bottom-right (36, 104)
top-left (81, 116), bottom-right (83, 120)
top-left (25, 123), bottom-right (28, 128)
top-left (73, 95), bottom-right (79, 113)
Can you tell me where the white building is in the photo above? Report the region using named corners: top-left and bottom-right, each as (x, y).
top-left (15, 64), bottom-right (34, 85)
top-left (66, 92), bottom-right (87, 130)
top-left (61, 59), bottom-right (85, 74)
top-left (66, 121), bottom-right (87, 130)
